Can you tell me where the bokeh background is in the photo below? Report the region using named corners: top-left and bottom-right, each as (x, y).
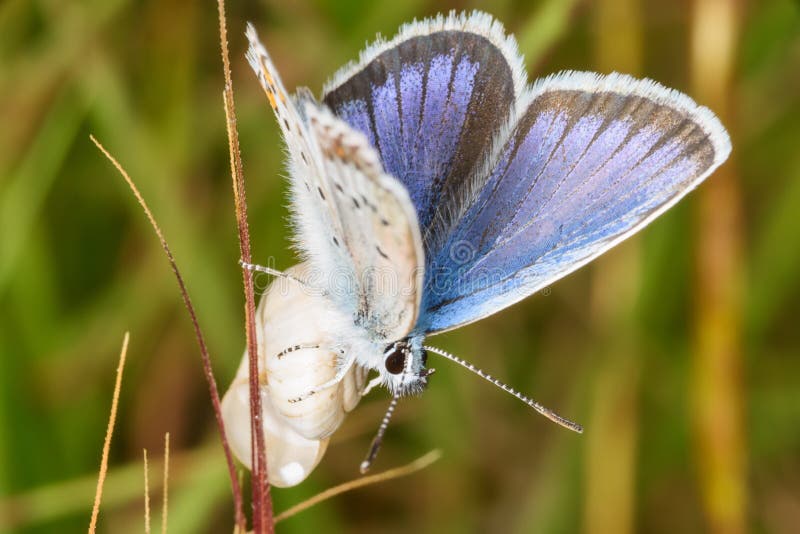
top-left (1, 0), bottom-right (799, 532)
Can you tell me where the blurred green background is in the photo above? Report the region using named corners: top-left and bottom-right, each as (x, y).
top-left (1, 0), bottom-right (799, 532)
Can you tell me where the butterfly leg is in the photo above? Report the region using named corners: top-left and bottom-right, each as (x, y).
top-left (239, 259), bottom-right (309, 287)
top-left (361, 375), bottom-right (383, 397)
top-left (275, 343), bottom-right (320, 359)
top-left (287, 352), bottom-right (356, 403)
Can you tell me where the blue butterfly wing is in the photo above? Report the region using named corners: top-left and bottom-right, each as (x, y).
top-left (418, 72), bottom-right (731, 334)
top-left (322, 13), bottom-right (523, 238)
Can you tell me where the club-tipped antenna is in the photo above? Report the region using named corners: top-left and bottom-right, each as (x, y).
top-left (423, 345), bottom-right (583, 434)
top-left (360, 393), bottom-right (399, 473)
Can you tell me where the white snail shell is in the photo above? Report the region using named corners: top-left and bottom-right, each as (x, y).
top-left (221, 263), bottom-right (367, 487)
top-left (221, 376), bottom-right (329, 487)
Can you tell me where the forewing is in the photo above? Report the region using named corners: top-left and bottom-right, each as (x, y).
top-left (246, 25), bottom-right (349, 287)
top-left (305, 104), bottom-right (424, 340)
top-left (322, 12), bottom-right (523, 248)
top-left (247, 25), bottom-right (423, 341)
top-left (419, 71), bottom-right (731, 334)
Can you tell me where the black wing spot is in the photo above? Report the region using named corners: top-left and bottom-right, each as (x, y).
top-left (376, 245), bottom-right (389, 260)
top-left (301, 151), bottom-right (308, 165)
top-left (335, 182), bottom-right (344, 193)
top-left (317, 186), bottom-right (326, 200)
top-left (361, 194), bottom-right (376, 212)
top-left (283, 118), bottom-right (290, 131)
top-left (380, 218), bottom-right (390, 226)
top-left (352, 197), bottom-right (361, 209)
top-left (332, 236), bottom-right (340, 247)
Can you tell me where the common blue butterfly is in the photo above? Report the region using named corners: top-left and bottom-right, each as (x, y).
top-left (221, 11), bottom-right (730, 487)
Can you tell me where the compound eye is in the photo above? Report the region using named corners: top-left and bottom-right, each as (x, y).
top-left (384, 347), bottom-right (405, 374)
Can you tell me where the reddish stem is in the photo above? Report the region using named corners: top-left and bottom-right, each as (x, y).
top-left (89, 136), bottom-right (247, 531)
top-left (216, 1), bottom-right (274, 532)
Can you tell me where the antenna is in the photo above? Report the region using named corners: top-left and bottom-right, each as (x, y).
top-left (360, 393), bottom-right (399, 473)
top-left (423, 345), bottom-right (583, 434)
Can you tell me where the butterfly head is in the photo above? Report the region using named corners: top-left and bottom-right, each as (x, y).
top-left (381, 337), bottom-right (433, 396)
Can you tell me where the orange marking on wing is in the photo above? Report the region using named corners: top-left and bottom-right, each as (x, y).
top-left (264, 69), bottom-right (275, 87)
top-left (257, 57), bottom-right (278, 108)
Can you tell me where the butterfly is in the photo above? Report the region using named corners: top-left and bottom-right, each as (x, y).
top-left (221, 11), bottom-right (730, 487)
